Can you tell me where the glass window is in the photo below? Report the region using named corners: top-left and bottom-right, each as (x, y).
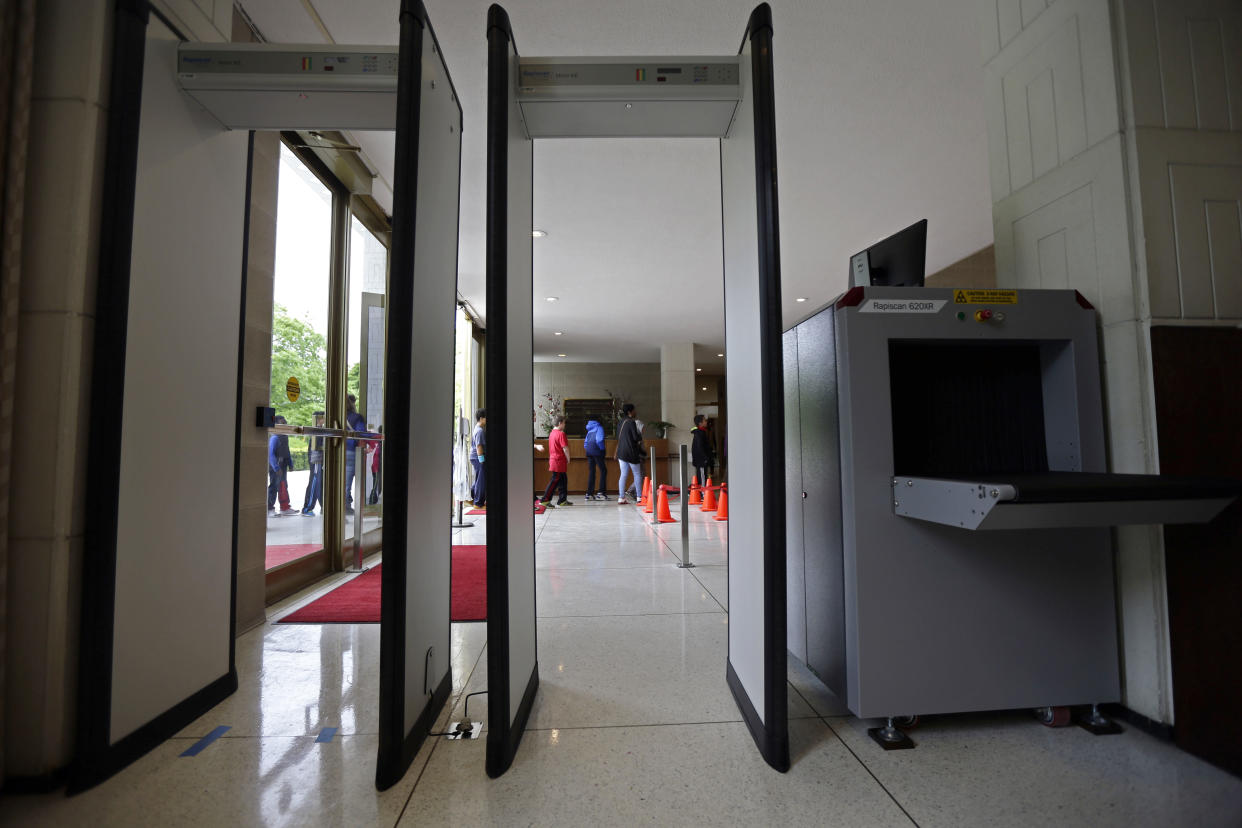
top-left (344, 216), bottom-right (387, 551)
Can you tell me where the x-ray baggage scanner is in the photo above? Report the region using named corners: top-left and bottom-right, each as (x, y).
top-left (784, 287), bottom-right (1239, 745)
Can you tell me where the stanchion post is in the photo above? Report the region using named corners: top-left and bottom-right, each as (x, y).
top-left (677, 443), bottom-right (693, 568)
top-left (351, 443), bottom-right (365, 571)
top-left (452, 500), bottom-right (474, 528)
top-left (648, 444), bottom-right (657, 495)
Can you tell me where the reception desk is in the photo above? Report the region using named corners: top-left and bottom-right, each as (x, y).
top-left (532, 438), bottom-right (675, 496)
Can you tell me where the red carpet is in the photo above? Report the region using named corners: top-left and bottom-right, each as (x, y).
top-left (278, 545), bottom-right (487, 623)
top-left (466, 508), bottom-right (487, 515)
top-left (266, 543), bottom-right (322, 570)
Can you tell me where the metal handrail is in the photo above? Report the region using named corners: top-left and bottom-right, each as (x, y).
top-left (266, 423), bottom-right (383, 573)
top-left (267, 424), bottom-right (385, 441)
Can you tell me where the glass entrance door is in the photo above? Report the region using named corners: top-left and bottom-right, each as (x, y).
top-left (265, 142), bottom-right (392, 600)
top-left (266, 144), bottom-right (333, 577)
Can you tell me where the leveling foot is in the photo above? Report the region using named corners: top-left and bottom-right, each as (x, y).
top-left (867, 717), bottom-right (915, 750)
top-left (1076, 704), bottom-right (1123, 735)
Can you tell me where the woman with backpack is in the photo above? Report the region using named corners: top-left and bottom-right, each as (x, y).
top-left (615, 403), bottom-right (645, 504)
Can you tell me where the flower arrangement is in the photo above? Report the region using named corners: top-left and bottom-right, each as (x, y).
top-left (536, 390), bottom-right (563, 436)
top-left (603, 388), bottom-right (631, 435)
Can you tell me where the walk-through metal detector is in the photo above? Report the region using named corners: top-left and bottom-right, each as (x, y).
top-left (484, 3), bottom-right (790, 775)
top-left (73, 0), bottom-right (459, 792)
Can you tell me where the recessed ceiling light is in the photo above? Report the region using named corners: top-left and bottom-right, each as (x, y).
top-left (557, 353), bottom-right (567, 357)
top-left (696, 368), bottom-right (702, 372)
top-left (796, 296), bottom-right (808, 302)
top-left (545, 296), bottom-right (558, 302)
top-left (532, 229), bottom-right (547, 238)
top-left (701, 386), bottom-right (707, 391)
top-left (553, 331), bottom-right (563, 336)
top-left (716, 353), bottom-right (724, 357)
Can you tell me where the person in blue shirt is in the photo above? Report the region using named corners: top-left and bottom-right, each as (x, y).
top-left (268, 415), bottom-right (295, 514)
top-left (345, 394), bottom-right (368, 515)
top-left (470, 408), bottom-right (486, 507)
top-left (583, 418), bottom-right (609, 500)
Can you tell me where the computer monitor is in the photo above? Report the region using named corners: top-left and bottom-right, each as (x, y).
top-left (849, 219), bottom-right (927, 288)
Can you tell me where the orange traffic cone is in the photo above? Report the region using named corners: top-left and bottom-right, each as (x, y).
top-left (688, 481), bottom-right (702, 505)
top-left (701, 483), bottom-right (718, 512)
top-left (654, 486), bottom-right (676, 523)
top-left (643, 480), bottom-right (656, 514)
top-left (638, 477), bottom-right (650, 507)
top-left (713, 486), bottom-right (729, 521)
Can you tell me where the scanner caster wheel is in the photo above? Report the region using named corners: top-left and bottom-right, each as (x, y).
top-left (1035, 706), bottom-right (1071, 727)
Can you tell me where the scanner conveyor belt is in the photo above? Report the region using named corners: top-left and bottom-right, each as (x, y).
top-left (892, 471), bottom-right (1242, 531)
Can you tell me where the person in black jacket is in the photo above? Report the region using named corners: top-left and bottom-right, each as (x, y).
top-left (691, 414), bottom-right (712, 487)
top-left (615, 403), bottom-right (645, 504)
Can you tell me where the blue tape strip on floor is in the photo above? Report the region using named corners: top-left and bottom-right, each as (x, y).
top-left (316, 727), bottom-right (337, 743)
top-left (180, 725), bottom-right (230, 757)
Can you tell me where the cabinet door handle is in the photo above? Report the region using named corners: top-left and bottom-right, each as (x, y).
top-left (802, 491), bottom-right (808, 499)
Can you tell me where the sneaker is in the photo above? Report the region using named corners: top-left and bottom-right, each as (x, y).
top-left (280, 508), bottom-right (298, 515)
top-left (617, 498), bottom-right (629, 505)
top-left (558, 499), bottom-right (573, 506)
top-left (300, 510), bottom-right (314, 517)
top-left (542, 501), bottom-right (555, 509)
top-left (597, 493), bottom-right (610, 501)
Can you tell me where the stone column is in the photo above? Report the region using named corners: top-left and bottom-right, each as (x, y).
top-left (659, 342), bottom-right (696, 449)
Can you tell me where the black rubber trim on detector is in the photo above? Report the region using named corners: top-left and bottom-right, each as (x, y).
top-left (227, 130), bottom-right (253, 717)
top-left (401, 0), bottom-right (464, 130)
top-left (484, 2), bottom-right (516, 780)
top-left (738, 2), bottom-right (791, 774)
top-left (376, 3), bottom-right (439, 792)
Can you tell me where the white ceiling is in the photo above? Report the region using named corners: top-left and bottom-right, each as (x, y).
top-left (238, 0), bottom-right (993, 369)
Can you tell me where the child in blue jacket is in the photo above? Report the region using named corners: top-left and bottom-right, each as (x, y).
top-left (583, 418), bottom-right (609, 500)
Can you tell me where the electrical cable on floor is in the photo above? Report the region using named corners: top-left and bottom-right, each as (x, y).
top-left (427, 690), bottom-right (488, 737)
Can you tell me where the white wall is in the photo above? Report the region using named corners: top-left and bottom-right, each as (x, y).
top-left (1119, 0), bottom-right (1242, 323)
top-left (531, 362), bottom-right (659, 436)
top-left (983, 0), bottom-right (1162, 720)
top-left (981, 0), bottom-right (1242, 724)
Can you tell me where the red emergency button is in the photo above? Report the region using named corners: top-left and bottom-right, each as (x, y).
top-left (974, 309), bottom-right (993, 322)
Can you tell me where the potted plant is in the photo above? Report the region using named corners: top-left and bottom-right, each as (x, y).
top-left (644, 420), bottom-right (676, 439)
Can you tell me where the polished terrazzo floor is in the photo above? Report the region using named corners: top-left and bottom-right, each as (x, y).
top-left (5, 496), bottom-right (1242, 826)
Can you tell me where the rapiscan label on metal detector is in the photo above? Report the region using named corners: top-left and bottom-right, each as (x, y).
top-left (858, 298), bottom-right (947, 314)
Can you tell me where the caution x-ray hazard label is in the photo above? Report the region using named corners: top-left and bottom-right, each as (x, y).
top-left (953, 289), bottom-right (1018, 305)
